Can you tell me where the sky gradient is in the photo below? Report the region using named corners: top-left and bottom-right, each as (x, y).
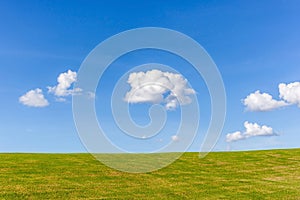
top-left (1, 0), bottom-right (300, 152)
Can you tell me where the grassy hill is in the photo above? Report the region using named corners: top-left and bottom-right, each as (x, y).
top-left (0, 149), bottom-right (300, 199)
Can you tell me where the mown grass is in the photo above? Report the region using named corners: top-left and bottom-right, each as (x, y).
top-left (0, 149), bottom-right (300, 199)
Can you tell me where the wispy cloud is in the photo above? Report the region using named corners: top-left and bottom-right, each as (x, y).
top-left (124, 69), bottom-right (195, 110)
top-left (226, 121), bottom-right (277, 142)
top-left (19, 88), bottom-right (49, 107)
top-left (86, 91), bottom-right (96, 99)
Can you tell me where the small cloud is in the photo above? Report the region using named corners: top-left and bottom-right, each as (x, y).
top-left (55, 97), bottom-right (67, 102)
top-left (171, 135), bottom-right (179, 142)
top-left (243, 90), bottom-right (287, 111)
top-left (279, 81), bottom-right (300, 107)
top-left (157, 138), bottom-right (163, 142)
top-left (19, 88), bottom-right (49, 107)
top-left (124, 69), bottom-right (195, 110)
top-left (226, 131), bottom-right (244, 142)
top-left (47, 70), bottom-right (81, 97)
top-left (226, 121), bottom-right (277, 142)
top-left (87, 91), bottom-right (96, 99)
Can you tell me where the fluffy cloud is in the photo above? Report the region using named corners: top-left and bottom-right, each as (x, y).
top-left (243, 90), bottom-right (287, 111)
top-left (226, 121), bottom-right (276, 142)
top-left (47, 70), bottom-right (81, 99)
top-left (19, 88), bottom-right (49, 107)
top-left (226, 131), bottom-right (244, 142)
top-left (124, 70), bottom-right (195, 110)
top-left (243, 121), bottom-right (274, 137)
top-left (243, 81), bottom-right (300, 111)
top-left (279, 82), bottom-right (300, 107)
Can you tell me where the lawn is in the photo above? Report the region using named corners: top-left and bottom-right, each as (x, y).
top-left (0, 149), bottom-right (300, 199)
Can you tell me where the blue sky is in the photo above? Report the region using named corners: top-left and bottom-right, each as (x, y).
top-left (1, 0), bottom-right (300, 152)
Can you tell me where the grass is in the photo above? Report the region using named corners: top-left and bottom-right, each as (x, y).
top-left (0, 149), bottom-right (300, 199)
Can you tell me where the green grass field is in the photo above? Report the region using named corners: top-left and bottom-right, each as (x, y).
top-left (1, 149), bottom-right (300, 199)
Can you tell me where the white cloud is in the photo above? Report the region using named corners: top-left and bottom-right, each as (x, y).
top-left (87, 91), bottom-right (96, 99)
top-left (55, 97), bottom-right (67, 102)
top-left (47, 70), bottom-right (81, 98)
top-left (243, 121), bottom-right (274, 137)
top-left (226, 131), bottom-right (244, 142)
top-left (19, 88), bottom-right (49, 107)
top-left (124, 69), bottom-right (195, 110)
top-left (226, 121), bottom-right (277, 142)
top-left (279, 82), bottom-right (300, 107)
top-left (243, 90), bottom-right (287, 111)
top-left (171, 135), bottom-right (179, 142)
